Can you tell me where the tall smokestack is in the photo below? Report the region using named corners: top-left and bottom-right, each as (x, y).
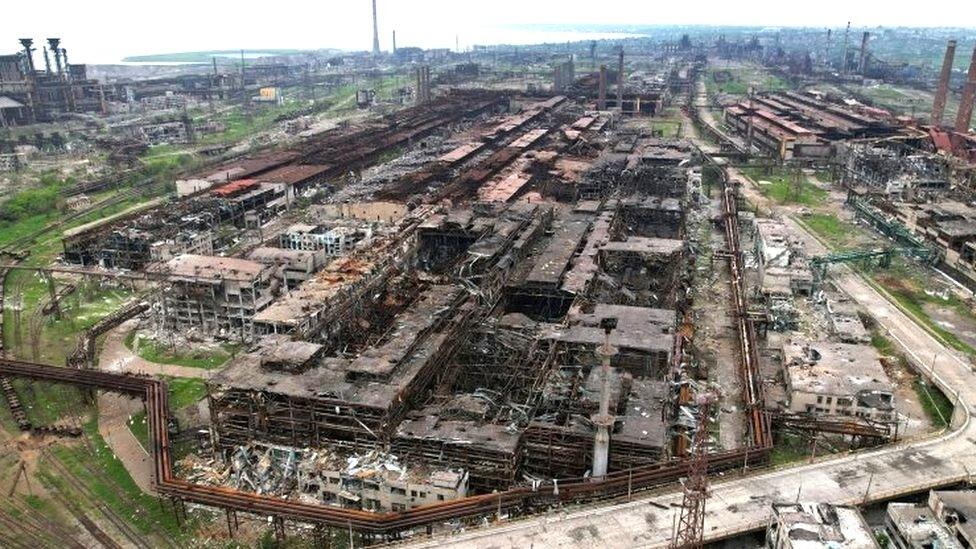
top-left (416, 67), bottom-right (423, 105)
top-left (371, 0), bottom-right (380, 55)
top-left (18, 38), bottom-right (36, 74)
top-left (616, 49), bottom-right (624, 110)
top-left (47, 38), bottom-right (62, 75)
top-left (842, 22), bottom-right (850, 74)
top-left (598, 65), bottom-right (607, 110)
top-left (955, 44), bottom-right (976, 133)
top-left (824, 29), bottom-right (832, 69)
top-left (858, 32), bottom-right (870, 75)
top-left (392, 30), bottom-right (396, 54)
top-left (42, 47), bottom-right (51, 73)
top-left (932, 40), bottom-right (957, 125)
top-left (17, 39), bottom-right (37, 122)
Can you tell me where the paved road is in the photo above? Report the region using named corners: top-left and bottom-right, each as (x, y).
top-left (98, 320), bottom-right (215, 380)
top-left (97, 319), bottom-right (214, 493)
top-left (97, 391), bottom-right (154, 493)
top-left (402, 113), bottom-right (976, 549)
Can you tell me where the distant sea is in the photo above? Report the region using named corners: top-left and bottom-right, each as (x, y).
top-left (113, 27), bottom-right (646, 65)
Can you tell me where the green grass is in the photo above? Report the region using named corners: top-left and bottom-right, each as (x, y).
top-left (124, 330), bottom-right (235, 369)
top-left (770, 433), bottom-right (812, 466)
top-left (871, 264), bottom-right (976, 357)
top-left (802, 213), bottom-right (859, 249)
top-left (741, 166), bottom-right (827, 206)
top-left (870, 331), bottom-right (897, 357)
top-left (2, 275), bottom-right (133, 367)
top-left (169, 377), bottom-right (209, 408)
top-left (128, 410), bottom-right (150, 449)
top-left (128, 377), bottom-right (207, 451)
top-left (44, 414), bottom-right (191, 540)
top-left (914, 379), bottom-right (953, 429)
top-left (0, 212), bottom-right (58, 250)
top-left (649, 120), bottom-right (682, 138)
top-left (870, 310), bottom-right (956, 429)
top-left (707, 65), bottom-right (790, 97)
top-left (813, 169), bottom-right (835, 183)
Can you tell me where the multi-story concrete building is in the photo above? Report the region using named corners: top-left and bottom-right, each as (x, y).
top-left (928, 490), bottom-right (976, 547)
top-left (885, 502), bottom-right (963, 549)
top-left (151, 254), bottom-right (279, 338)
top-left (782, 339), bottom-right (894, 421)
top-left (766, 502), bottom-right (879, 548)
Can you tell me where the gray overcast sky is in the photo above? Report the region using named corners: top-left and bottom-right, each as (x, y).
top-left (3, 0), bottom-right (975, 63)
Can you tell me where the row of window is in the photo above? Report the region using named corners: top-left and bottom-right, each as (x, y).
top-left (317, 476), bottom-right (445, 500)
top-left (815, 395), bottom-right (853, 407)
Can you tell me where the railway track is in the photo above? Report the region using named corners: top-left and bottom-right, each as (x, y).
top-left (41, 447), bottom-right (155, 549)
top-left (0, 499), bottom-right (88, 549)
top-left (0, 357), bottom-right (770, 538)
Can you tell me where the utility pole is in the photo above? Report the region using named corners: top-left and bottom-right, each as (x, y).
top-left (862, 471), bottom-right (875, 504)
top-left (670, 392), bottom-right (717, 549)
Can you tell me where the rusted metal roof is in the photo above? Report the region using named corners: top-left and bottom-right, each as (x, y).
top-left (212, 179), bottom-right (258, 197)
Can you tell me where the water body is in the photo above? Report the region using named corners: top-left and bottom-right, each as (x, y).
top-left (113, 28), bottom-right (645, 65)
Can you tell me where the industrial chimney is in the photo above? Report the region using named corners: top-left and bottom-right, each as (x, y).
top-left (858, 32), bottom-right (870, 75)
top-left (371, 0), bottom-right (380, 55)
top-left (598, 65), bottom-right (607, 110)
top-left (824, 29), bottom-right (832, 69)
top-left (47, 38), bottom-right (62, 75)
top-left (932, 40), bottom-right (957, 125)
top-left (842, 22), bottom-right (850, 74)
top-left (616, 49), bottom-right (624, 110)
top-left (18, 39), bottom-right (35, 74)
top-left (955, 44), bottom-right (976, 133)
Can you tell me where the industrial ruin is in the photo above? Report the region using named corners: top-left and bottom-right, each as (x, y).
top-left (3, 7), bottom-right (976, 548)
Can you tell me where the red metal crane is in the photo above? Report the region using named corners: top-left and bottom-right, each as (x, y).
top-left (670, 392), bottom-right (716, 549)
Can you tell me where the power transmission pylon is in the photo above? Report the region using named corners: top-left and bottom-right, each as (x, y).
top-left (670, 392), bottom-right (717, 549)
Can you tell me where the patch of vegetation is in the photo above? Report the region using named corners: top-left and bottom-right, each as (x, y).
top-left (870, 331), bottom-right (897, 357)
top-left (45, 414), bottom-right (192, 541)
top-left (813, 169), bottom-right (835, 183)
top-left (0, 172), bottom-right (70, 223)
top-left (124, 330), bottom-right (235, 369)
top-left (2, 275), bottom-right (133, 367)
top-left (770, 433), bottom-right (812, 466)
top-left (0, 173), bottom-right (75, 242)
top-left (870, 327), bottom-right (954, 430)
top-left (649, 119), bottom-right (682, 138)
top-left (706, 65), bottom-right (789, 97)
top-left (129, 377), bottom-right (208, 451)
top-left (740, 165), bottom-right (827, 206)
top-left (128, 410), bottom-right (150, 449)
top-left (801, 213), bottom-right (860, 249)
top-left (914, 379), bottom-right (953, 429)
top-left (169, 377), bottom-right (209, 408)
top-left (871, 264), bottom-right (976, 357)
